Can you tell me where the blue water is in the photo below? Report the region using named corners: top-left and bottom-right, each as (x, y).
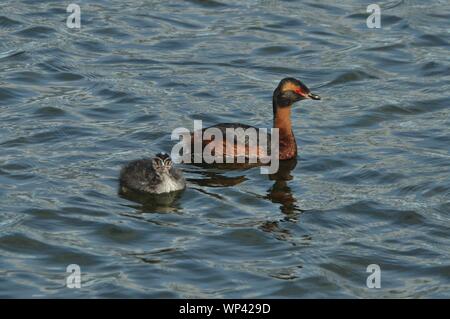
top-left (0, 0), bottom-right (449, 298)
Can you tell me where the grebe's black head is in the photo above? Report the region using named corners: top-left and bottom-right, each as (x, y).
top-left (152, 153), bottom-right (173, 173)
top-left (273, 77), bottom-right (321, 114)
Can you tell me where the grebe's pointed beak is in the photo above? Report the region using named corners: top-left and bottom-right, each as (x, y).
top-left (307, 92), bottom-right (321, 100)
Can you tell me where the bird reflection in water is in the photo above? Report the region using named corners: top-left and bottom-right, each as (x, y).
top-left (266, 158), bottom-right (302, 219)
top-left (120, 159), bottom-right (304, 244)
top-left (189, 158), bottom-right (301, 214)
top-left (188, 159), bottom-right (304, 244)
top-left (119, 188), bottom-right (184, 213)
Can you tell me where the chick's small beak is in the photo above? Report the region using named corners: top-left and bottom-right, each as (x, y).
top-left (307, 92), bottom-right (321, 100)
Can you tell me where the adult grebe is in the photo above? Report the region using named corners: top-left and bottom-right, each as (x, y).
top-left (119, 153), bottom-right (185, 194)
top-left (189, 77), bottom-right (320, 165)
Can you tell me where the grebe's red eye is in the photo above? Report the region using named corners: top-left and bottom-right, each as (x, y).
top-left (294, 88), bottom-right (304, 96)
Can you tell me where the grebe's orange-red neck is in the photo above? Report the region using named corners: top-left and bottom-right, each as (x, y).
top-left (274, 106), bottom-right (293, 134)
top-left (274, 105), bottom-right (297, 160)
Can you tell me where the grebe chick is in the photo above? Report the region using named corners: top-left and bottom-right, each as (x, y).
top-left (119, 153), bottom-right (185, 194)
top-left (191, 77), bottom-right (320, 164)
